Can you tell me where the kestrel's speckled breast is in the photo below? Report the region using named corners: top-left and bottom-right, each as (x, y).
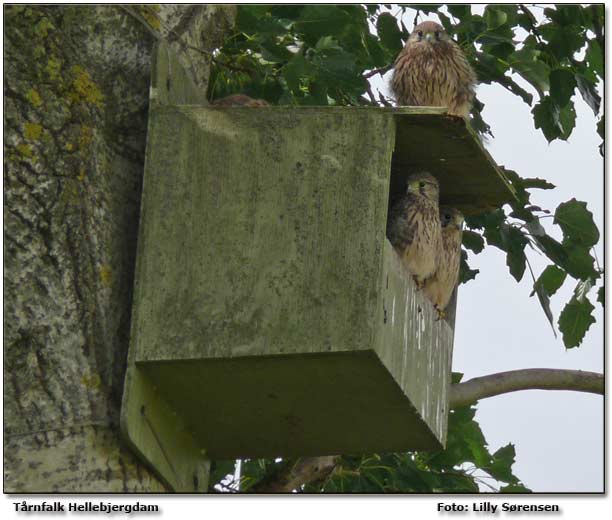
top-left (403, 203), bottom-right (441, 280)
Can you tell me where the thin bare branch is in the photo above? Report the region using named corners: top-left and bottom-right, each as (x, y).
top-left (364, 65), bottom-right (393, 79)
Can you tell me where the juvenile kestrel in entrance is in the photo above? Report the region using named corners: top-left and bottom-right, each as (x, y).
top-left (391, 21), bottom-right (476, 118)
top-left (423, 207), bottom-right (464, 317)
top-left (387, 172), bottom-right (441, 287)
top-left (211, 94), bottom-right (270, 107)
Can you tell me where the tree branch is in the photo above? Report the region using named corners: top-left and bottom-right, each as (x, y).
top-left (249, 456), bottom-right (338, 493)
top-left (364, 65), bottom-right (392, 79)
top-left (450, 369), bottom-right (604, 408)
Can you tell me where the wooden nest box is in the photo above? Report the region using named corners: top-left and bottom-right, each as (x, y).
top-left (121, 43), bottom-right (516, 491)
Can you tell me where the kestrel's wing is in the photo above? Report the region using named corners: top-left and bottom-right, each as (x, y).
top-left (387, 195), bottom-right (419, 251)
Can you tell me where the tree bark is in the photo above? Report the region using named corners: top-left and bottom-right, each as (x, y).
top-left (4, 4), bottom-right (235, 492)
top-left (449, 368), bottom-right (604, 409)
top-left (249, 457), bottom-right (338, 493)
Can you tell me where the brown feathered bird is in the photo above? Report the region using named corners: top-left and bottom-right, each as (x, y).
top-left (391, 21), bottom-right (476, 118)
top-left (387, 172), bottom-right (441, 288)
top-left (211, 94), bottom-right (270, 107)
top-left (423, 207), bottom-right (464, 318)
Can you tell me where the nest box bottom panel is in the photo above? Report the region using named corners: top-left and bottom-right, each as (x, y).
top-left (137, 349), bottom-right (441, 460)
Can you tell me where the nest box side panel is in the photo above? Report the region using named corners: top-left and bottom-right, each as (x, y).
top-left (132, 107), bottom-right (395, 362)
top-left (375, 240), bottom-right (455, 445)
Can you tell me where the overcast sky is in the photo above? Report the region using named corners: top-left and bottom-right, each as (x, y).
top-left (372, 4), bottom-right (604, 492)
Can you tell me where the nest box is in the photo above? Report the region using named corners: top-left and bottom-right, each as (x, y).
top-left (121, 43), bottom-right (516, 491)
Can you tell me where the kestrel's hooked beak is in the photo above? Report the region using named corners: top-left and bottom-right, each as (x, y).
top-left (424, 32), bottom-right (435, 43)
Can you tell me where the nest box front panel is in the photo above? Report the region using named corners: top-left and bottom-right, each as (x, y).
top-left (133, 107), bottom-right (395, 362)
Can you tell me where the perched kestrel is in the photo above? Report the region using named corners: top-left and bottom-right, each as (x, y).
top-left (423, 207), bottom-right (464, 318)
top-left (210, 94), bottom-right (270, 107)
top-left (387, 172), bottom-right (441, 287)
top-left (391, 21), bottom-right (476, 118)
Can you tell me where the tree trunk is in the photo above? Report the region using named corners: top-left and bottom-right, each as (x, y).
top-left (4, 4), bottom-right (235, 492)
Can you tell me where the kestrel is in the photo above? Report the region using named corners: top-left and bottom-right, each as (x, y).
top-left (210, 94), bottom-right (270, 107)
top-left (391, 21), bottom-right (476, 118)
top-left (387, 172), bottom-right (441, 288)
top-left (423, 207), bottom-right (464, 318)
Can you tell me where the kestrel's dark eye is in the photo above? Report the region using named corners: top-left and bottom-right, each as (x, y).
top-left (419, 181), bottom-right (426, 188)
top-left (417, 30), bottom-right (423, 38)
top-left (435, 30), bottom-right (441, 40)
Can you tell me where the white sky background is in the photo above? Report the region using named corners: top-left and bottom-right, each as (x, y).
top-left (370, 4), bottom-right (604, 492)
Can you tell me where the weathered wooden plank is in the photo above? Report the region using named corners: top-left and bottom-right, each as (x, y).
top-left (392, 112), bottom-right (516, 214)
top-left (133, 106), bottom-right (395, 362)
top-left (139, 351), bottom-right (443, 458)
top-left (120, 368), bottom-right (209, 491)
top-left (375, 241), bottom-right (454, 445)
top-left (150, 40), bottom-right (208, 106)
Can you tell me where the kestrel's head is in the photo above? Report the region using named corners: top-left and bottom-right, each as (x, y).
top-left (406, 172), bottom-right (439, 203)
top-left (440, 207), bottom-right (464, 231)
top-left (406, 21), bottom-right (451, 48)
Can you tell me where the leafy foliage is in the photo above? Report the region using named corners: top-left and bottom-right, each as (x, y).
top-left (558, 293), bottom-right (596, 349)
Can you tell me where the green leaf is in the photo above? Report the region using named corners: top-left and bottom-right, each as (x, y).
top-left (484, 6), bottom-right (508, 29)
top-left (501, 483), bottom-right (532, 493)
top-left (486, 444), bottom-right (518, 484)
top-left (564, 243), bottom-right (597, 281)
top-left (573, 278), bottom-right (594, 302)
top-left (451, 372), bottom-right (464, 384)
top-left (575, 73), bottom-right (601, 116)
top-left (585, 39), bottom-right (604, 77)
top-left (534, 234), bottom-right (568, 267)
top-left (558, 295), bottom-right (596, 348)
top-left (558, 101), bottom-right (576, 139)
top-left (545, 5), bottom-right (586, 26)
top-left (259, 38), bottom-right (293, 63)
top-left (282, 54), bottom-right (312, 94)
top-left (540, 23), bottom-right (585, 61)
top-left (530, 265), bottom-right (567, 337)
top-left (549, 69), bottom-right (576, 107)
top-left (208, 459), bottom-right (237, 490)
top-left (532, 96), bottom-right (561, 141)
top-left (509, 46), bottom-right (550, 94)
top-left (554, 199), bottom-right (600, 248)
top-left (294, 6), bottom-right (351, 44)
top-left (363, 33), bottom-right (387, 68)
top-left (533, 265), bottom-right (567, 297)
top-left (597, 286), bottom-right (604, 307)
top-left (376, 12), bottom-right (403, 54)
top-left (447, 5), bottom-right (471, 18)
top-left (462, 231), bottom-right (485, 254)
top-left (597, 115), bottom-right (604, 138)
top-left (531, 280), bottom-right (556, 338)
top-left (532, 96), bottom-right (576, 141)
top-left (236, 5), bottom-right (272, 33)
top-left (459, 250), bottom-right (479, 284)
top-left (501, 225), bottom-right (528, 282)
top-left (521, 177), bottom-right (556, 190)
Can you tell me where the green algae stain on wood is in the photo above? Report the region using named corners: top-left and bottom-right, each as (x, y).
top-left (135, 106), bottom-right (395, 362)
